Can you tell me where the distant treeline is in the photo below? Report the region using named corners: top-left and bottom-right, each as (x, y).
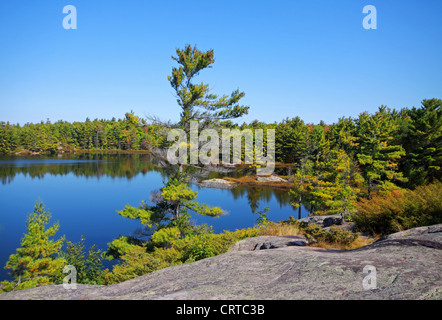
top-left (1, 99), bottom-right (441, 192)
top-left (0, 112), bottom-right (164, 154)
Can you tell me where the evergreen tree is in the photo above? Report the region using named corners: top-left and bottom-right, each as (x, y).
top-left (400, 99), bottom-right (441, 186)
top-left (0, 122), bottom-right (19, 153)
top-left (168, 44), bottom-right (249, 131)
top-left (355, 106), bottom-right (406, 198)
top-left (59, 236), bottom-right (108, 285)
top-left (290, 158), bottom-right (316, 219)
top-left (117, 175), bottom-right (223, 236)
top-left (309, 149), bottom-right (363, 219)
top-left (328, 117), bottom-right (358, 155)
top-left (1, 201), bottom-right (66, 292)
top-left (275, 117), bottom-right (308, 165)
top-left (289, 124), bottom-right (330, 218)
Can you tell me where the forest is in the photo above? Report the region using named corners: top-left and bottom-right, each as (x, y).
top-left (1, 98), bottom-right (440, 193)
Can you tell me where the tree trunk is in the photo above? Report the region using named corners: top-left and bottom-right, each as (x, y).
top-left (367, 179), bottom-right (372, 200)
top-left (298, 200), bottom-right (302, 220)
top-left (173, 204), bottom-right (181, 220)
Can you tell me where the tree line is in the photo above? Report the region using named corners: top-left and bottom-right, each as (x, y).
top-left (1, 99), bottom-right (440, 194)
top-left (0, 111), bottom-right (166, 154)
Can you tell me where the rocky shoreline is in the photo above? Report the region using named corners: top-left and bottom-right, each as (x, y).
top-left (1, 224), bottom-right (440, 300)
top-left (198, 175), bottom-right (292, 190)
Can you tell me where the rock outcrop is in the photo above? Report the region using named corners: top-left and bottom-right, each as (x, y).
top-left (1, 225), bottom-right (441, 300)
top-left (198, 178), bottom-right (238, 189)
top-left (298, 214), bottom-right (344, 228)
top-left (256, 175), bottom-right (289, 183)
top-left (229, 236), bottom-right (309, 251)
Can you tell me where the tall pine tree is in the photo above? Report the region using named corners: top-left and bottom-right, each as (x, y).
top-left (355, 106), bottom-right (406, 198)
top-left (400, 99), bottom-right (441, 186)
top-left (168, 44), bottom-right (249, 132)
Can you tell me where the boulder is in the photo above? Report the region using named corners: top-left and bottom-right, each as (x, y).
top-left (299, 214), bottom-right (344, 228)
top-left (229, 236), bottom-right (308, 252)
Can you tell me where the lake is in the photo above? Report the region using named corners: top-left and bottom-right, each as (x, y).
top-left (0, 153), bottom-right (308, 281)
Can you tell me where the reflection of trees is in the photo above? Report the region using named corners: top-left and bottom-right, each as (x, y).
top-left (0, 153), bottom-right (170, 185)
top-left (228, 185), bottom-right (291, 214)
top-left (247, 187), bottom-right (260, 214)
top-left (0, 153), bottom-right (303, 217)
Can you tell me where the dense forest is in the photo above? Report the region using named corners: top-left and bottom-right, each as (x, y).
top-left (2, 98), bottom-right (440, 192)
top-left (1, 98), bottom-right (441, 222)
top-left (0, 111), bottom-right (162, 153)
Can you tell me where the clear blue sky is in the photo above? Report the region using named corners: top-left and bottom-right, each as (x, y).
top-left (1, 0), bottom-right (441, 125)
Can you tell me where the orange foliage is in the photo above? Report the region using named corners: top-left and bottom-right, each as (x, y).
top-left (352, 181), bottom-right (442, 235)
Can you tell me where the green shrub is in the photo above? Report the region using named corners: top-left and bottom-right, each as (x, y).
top-left (301, 224), bottom-right (359, 247)
top-left (256, 207), bottom-right (270, 226)
top-left (60, 236), bottom-right (108, 285)
top-left (175, 234), bottom-right (224, 262)
top-left (105, 227), bottom-right (260, 284)
top-left (150, 227), bottom-right (181, 248)
top-left (105, 244), bottom-right (163, 284)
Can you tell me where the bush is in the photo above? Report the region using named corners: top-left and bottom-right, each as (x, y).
top-left (150, 227), bottom-right (182, 248)
top-left (104, 244), bottom-right (163, 284)
top-left (351, 181), bottom-right (442, 235)
top-left (105, 227), bottom-right (260, 284)
top-left (301, 224), bottom-right (359, 247)
top-left (175, 234), bottom-right (224, 262)
top-left (60, 236), bottom-right (108, 285)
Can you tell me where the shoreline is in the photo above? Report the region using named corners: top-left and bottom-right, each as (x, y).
top-left (4, 149), bottom-right (295, 190)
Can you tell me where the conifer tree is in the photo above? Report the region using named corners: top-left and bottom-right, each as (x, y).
top-left (1, 201), bottom-right (66, 292)
top-left (117, 175), bottom-right (223, 235)
top-left (309, 149), bottom-right (363, 219)
top-left (355, 106), bottom-right (406, 198)
top-left (275, 117), bottom-right (308, 165)
top-left (289, 124), bottom-right (331, 218)
top-left (168, 44), bottom-right (249, 132)
top-left (290, 158), bottom-right (316, 219)
top-left (401, 99), bottom-right (441, 186)
top-left (328, 117), bottom-right (359, 155)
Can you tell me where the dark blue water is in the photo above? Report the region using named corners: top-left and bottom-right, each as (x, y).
top-left (0, 153), bottom-right (308, 281)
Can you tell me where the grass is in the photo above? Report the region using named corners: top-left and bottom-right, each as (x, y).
top-left (255, 220), bottom-right (372, 250)
top-left (308, 235), bottom-right (374, 250)
top-left (258, 221), bottom-right (303, 237)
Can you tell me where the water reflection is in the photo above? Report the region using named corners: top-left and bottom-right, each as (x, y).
top-left (0, 153), bottom-right (298, 216)
top-left (0, 153), bottom-right (167, 184)
top-left (0, 153), bottom-right (311, 282)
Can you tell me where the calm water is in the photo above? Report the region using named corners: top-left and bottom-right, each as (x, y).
top-left (0, 153), bottom-right (308, 281)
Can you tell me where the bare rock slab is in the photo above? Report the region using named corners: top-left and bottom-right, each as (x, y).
top-left (256, 175), bottom-right (289, 183)
top-left (299, 214), bottom-right (343, 227)
top-left (1, 225), bottom-right (441, 300)
top-left (198, 178), bottom-right (238, 189)
top-left (229, 236), bottom-right (308, 252)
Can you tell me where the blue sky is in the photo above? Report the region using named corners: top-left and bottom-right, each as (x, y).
top-left (1, 0), bottom-right (441, 125)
